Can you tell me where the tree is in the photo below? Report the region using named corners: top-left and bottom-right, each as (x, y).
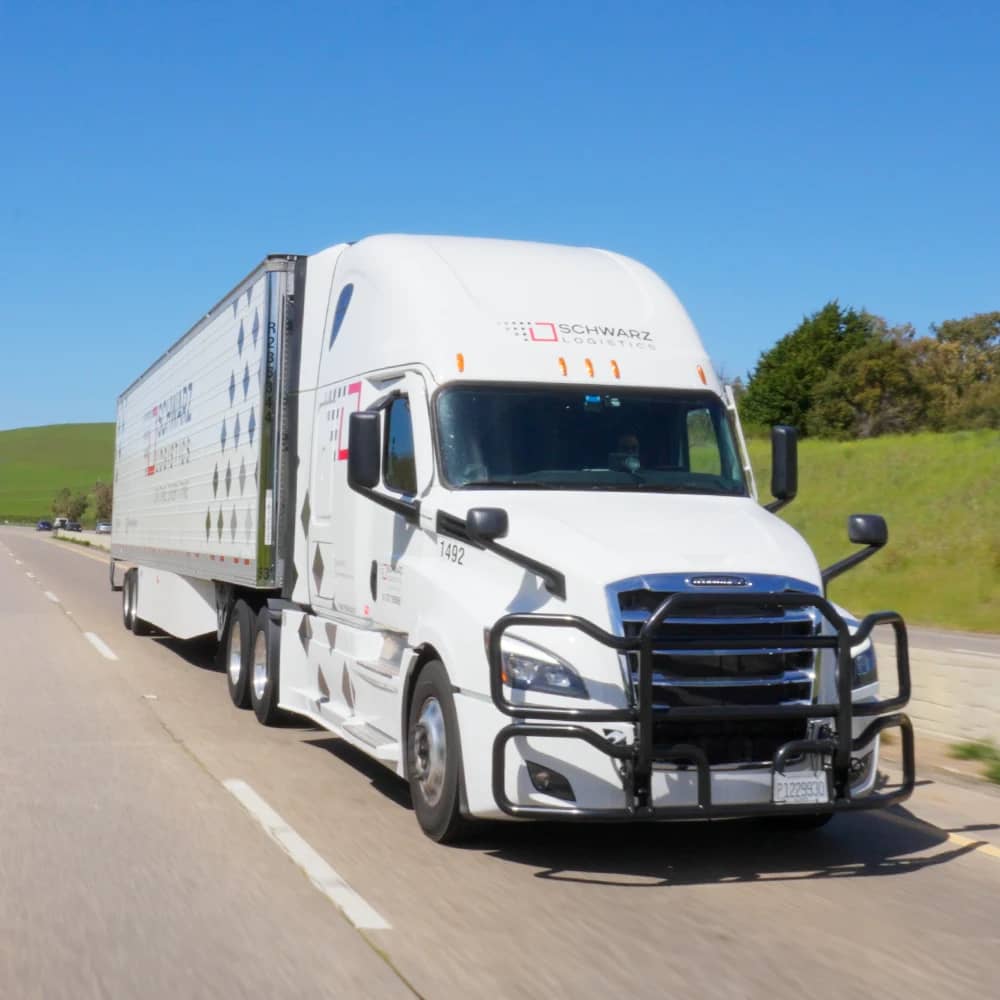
top-left (808, 339), bottom-right (928, 438)
top-left (94, 481), bottom-right (113, 522)
top-left (51, 488), bottom-right (71, 517)
top-left (66, 492), bottom-right (89, 521)
top-left (740, 302), bottom-right (876, 432)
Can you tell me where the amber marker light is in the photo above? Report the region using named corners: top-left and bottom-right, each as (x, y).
top-left (697, 364), bottom-right (707, 385)
top-left (611, 359), bottom-right (621, 379)
top-left (585, 357), bottom-right (594, 378)
top-left (558, 356), bottom-right (568, 376)
top-left (456, 352), bottom-right (465, 373)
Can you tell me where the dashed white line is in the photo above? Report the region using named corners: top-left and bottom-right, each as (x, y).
top-left (14, 559), bottom-right (22, 566)
top-left (84, 633), bottom-right (119, 661)
top-left (223, 779), bottom-right (390, 931)
top-left (25, 572), bottom-right (35, 579)
top-left (44, 591), bottom-right (60, 604)
top-left (950, 647), bottom-right (999, 660)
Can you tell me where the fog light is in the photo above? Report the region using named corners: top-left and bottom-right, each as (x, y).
top-left (526, 761), bottom-right (576, 802)
top-left (850, 751), bottom-right (874, 787)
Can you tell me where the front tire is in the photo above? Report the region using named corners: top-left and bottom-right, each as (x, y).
top-left (407, 661), bottom-right (470, 844)
top-left (122, 569), bottom-right (135, 631)
top-left (226, 601), bottom-right (254, 709)
top-left (250, 608), bottom-right (283, 725)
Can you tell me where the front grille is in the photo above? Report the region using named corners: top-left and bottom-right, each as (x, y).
top-left (618, 590), bottom-right (818, 765)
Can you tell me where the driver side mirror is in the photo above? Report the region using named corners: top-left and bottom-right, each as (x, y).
top-left (347, 411), bottom-right (381, 491)
top-left (765, 425), bottom-right (798, 513)
top-left (822, 514), bottom-right (889, 588)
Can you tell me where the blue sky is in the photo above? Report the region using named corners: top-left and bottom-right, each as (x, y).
top-left (1, 0), bottom-right (997, 430)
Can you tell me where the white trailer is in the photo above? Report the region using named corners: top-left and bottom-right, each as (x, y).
top-left (112, 235), bottom-right (914, 841)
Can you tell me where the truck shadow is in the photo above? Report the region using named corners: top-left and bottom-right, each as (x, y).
top-left (475, 802), bottom-right (975, 888)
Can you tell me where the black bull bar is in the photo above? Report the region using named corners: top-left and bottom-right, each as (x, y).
top-left (487, 591), bottom-right (914, 820)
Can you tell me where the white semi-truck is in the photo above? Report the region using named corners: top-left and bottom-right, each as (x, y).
top-left (111, 235), bottom-right (913, 841)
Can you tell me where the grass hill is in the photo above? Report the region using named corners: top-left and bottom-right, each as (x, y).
top-left (0, 422), bottom-right (996, 631)
top-left (0, 423), bottom-right (114, 523)
top-left (747, 429), bottom-right (999, 632)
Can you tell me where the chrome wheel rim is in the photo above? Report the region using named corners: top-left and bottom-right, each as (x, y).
top-left (412, 697), bottom-right (447, 807)
top-left (124, 576), bottom-right (134, 627)
top-left (252, 629), bottom-right (268, 700)
top-left (228, 621), bottom-right (242, 685)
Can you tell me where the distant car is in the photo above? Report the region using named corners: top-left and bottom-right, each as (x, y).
top-left (53, 517), bottom-right (68, 530)
top-left (65, 521), bottom-right (82, 532)
top-left (36, 520), bottom-right (52, 531)
top-left (95, 521), bottom-right (112, 534)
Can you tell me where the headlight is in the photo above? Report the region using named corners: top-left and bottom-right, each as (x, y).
top-left (851, 643), bottom-right (878, 687)
top-left (498, 637), bottom-right (589, 699)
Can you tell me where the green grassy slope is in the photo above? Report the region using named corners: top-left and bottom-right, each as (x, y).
top-left (747, 430), bottom-right (1000, 632)
top-left (0, 423), bottom-right (114, 523)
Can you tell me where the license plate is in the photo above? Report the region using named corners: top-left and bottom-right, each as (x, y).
top-left (773, 770), bottom-right (829, 805)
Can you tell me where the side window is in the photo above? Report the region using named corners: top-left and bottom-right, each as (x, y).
top-left (686, 408), bottom-right (722, 475)
top-left (384, 397), bottom-right (417, 494)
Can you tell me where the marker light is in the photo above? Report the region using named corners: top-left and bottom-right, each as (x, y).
top-left (697, 364), bottom-right (707, 385)
top-left (456, 352), bottom-right (465, 373)
top-left (611, 359), bottom-right (621, 379)
top-left (558, 356), bottom-right (568, 376)
top-left (585, 358), bottom-right (594, 378)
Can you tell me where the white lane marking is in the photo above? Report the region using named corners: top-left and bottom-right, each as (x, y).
top-left (14, 559), bottom-right (22, 565)
top-left (84, 633), bottom-right (119, 661)
top-left (25, 572), bottom-right (35, 579)
top-left (223, 779), bottom-right (390, 931)
top-left (44, 591), bottom-right (60, 604)
top-left (950, 647), bottom-right (999, 660)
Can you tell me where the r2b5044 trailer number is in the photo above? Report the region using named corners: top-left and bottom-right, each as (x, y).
top-left (439, 542), bottom-right (465, 565)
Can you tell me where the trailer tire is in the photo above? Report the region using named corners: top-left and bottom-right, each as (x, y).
top-left (406, 661), bottom-right (470, 844)
top-left (250, 608), bottom-right (283, 726)
top-left (225, 600), bottom-right (254, 709)
top-left (122, 569), bottom-right (135, 631)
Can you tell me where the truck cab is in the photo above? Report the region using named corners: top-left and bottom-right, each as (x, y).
top-left (277, 235), bottom-right (912, 839)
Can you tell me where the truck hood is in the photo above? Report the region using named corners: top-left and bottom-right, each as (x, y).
top-left (451, 491), bottom-right (821, 591)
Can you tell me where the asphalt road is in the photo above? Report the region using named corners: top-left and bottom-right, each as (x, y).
top-left (2, 526), bottom-right (999, 999)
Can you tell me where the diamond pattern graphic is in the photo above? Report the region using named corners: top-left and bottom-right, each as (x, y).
top-left (234, 413), bottom-right (241, 449)
top-left (220, 418), bottom-right (227, 451)
top-left (317, 668), bottom-right (330, 701)
top-left (230, 508), bottom-right (238, 541)
top-left (212, 464), bottom-right (219, 497)
top-left (242, 363), bottom-right (250, 399)
top-left (239, 458), bottom-right (247, 495)
top-left (216, 509), bottom-right (224, 541)
top-left (300, 490), bottom-right (311, 534)
top-left (228, 372), bottom-right (236, 406)
top-left (312, 545), bottom-right (325, 591)
top-left (245, 287), bottom-right (252, 308)
top-left (205, 509), bottom-right (211, 540)
top-left (251, 309), bottom-right (260, 349)
top-left (254, 460), bottom-right (259, 488)
top-left (248, 406), bottom-right (256, 446)
top-left (231, 301), bottom-right (237, 319)
top-left (237, 320), bottom-right (245, 356)
top-left (341, 668), bottom-right (354, 709)
top-left (298, 614), bottom-right (312, 651)
top-left (225, 461), bottom-right (232, 497)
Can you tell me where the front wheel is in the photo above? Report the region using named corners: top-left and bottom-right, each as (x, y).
top-left (407, 661), bottom-right (470, 844)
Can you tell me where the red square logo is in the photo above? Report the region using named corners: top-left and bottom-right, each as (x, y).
top-left (528, 322), bottom-right (558, 342)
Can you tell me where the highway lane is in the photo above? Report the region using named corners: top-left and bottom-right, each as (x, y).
top-left (2, 525), bottom-right (999, 999)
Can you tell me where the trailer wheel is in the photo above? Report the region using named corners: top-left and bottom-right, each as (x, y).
top-left (250, 608), bottom-right (283, 725)
top-left (407, 661), bottom-right (470, 844)
top-left (225, 600), bottom-right (254, 709)
top-left (122, 569), bottom-right (135, 630)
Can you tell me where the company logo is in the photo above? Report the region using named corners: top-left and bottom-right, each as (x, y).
top-left (687, 575), bottom-right (751, 588)
top-left (500, 320), bottom-right (655, 351)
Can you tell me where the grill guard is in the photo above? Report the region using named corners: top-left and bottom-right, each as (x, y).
top-left (488, 591), bottom-right (914, 820)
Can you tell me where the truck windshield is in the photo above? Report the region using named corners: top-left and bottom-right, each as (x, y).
top-left (436, 385), bottom-right (748, 495)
